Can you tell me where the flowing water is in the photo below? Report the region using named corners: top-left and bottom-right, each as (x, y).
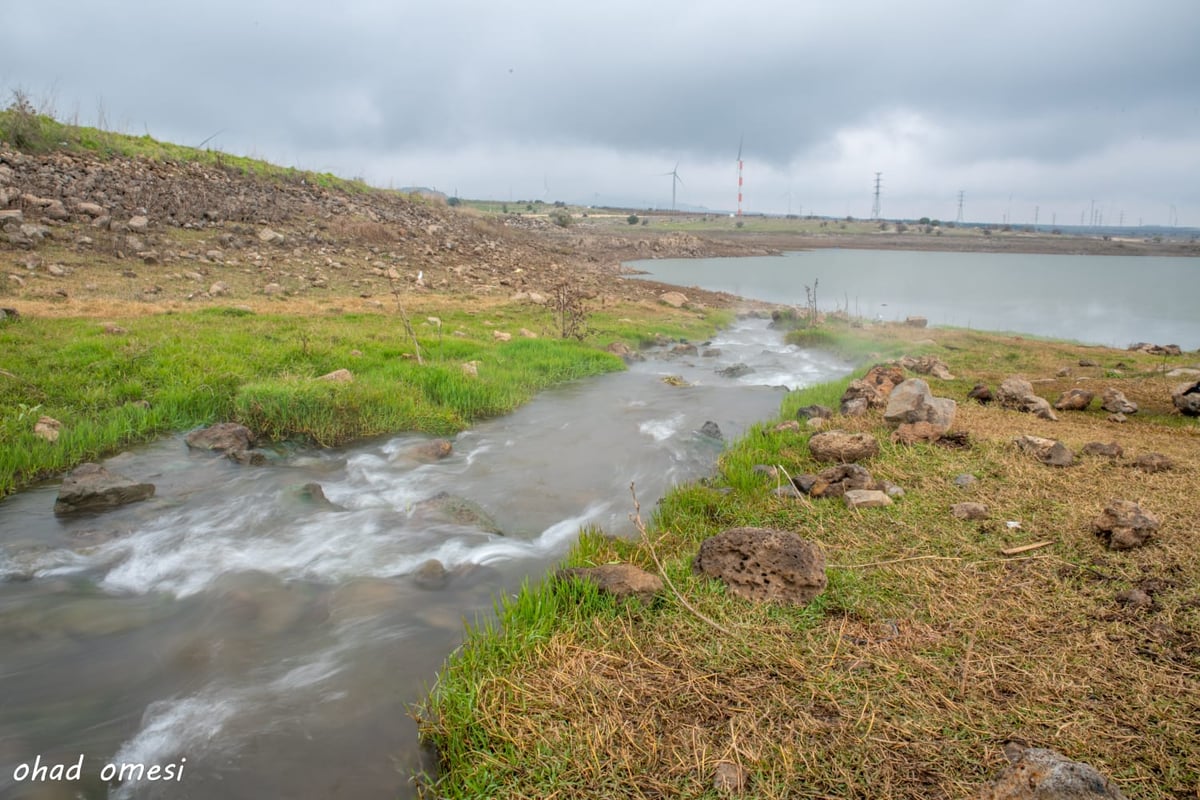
top-left (632, 249), bottom-right (1200, 350)
top-left (0, 317), bottom-right (850, 799)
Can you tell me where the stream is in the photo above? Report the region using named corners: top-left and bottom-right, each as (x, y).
top-left (0, 317), bottom-right (850, 799)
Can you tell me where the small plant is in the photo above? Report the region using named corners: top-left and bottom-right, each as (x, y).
top-left (549, 209), bottom-right (571, 228)
top-left (552, 282), bottom-right (590, 341)
top-left (627, 214), bottom-right (639, 225)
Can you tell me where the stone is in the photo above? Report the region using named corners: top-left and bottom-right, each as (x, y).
top-left (519, 328), bottom-right (537, 339)
top-left (33, 415), bottom-right (62, 442)
top-left (658, 291), bottom-right (688, 308)
top-left (808, 430), bottom-right (879, 463)
top-left (1100, 388), bottom-right (1137, 415)
top-left (997, 377), bottom-right (1058, 421)
top-left (693, 527), bottom-right (827, 606)
top-left (752, 464), bottom-right (779, 479)
top-left (1132, 452), bottom-right (1173, 473)
top-left (1053, 388), bottom-right (1095, 411)
top-left (671, 342), bottom-right (698, 356)
top-left (127, 215), bottom-right (149, 232)
top-left (968, 383), bottom-right (994, 404)
top-left (861, 363), bottom-right (907, 395)
top-left (1080, 442), bottom-right (1123, 458)
top-left (799, 463), bottom-right (877, 498)
top-left (1015, 435), bottom-right (1075, 467)
top-left (185, 422), bottom-right (255, 453)
top-left (899, 354), bottom-right (955, 380)
top-left (904, 315), bottom-right (928, 327)
top-left (413, 559), bottom-right (450, 590)
top-left (461, 361), bottom-right (479, 377)
top-left (1171, 380), bottom-right (1200, 416)
top-left (411, 491), bottom-right (502, 535)
top-left (699, 420), bottom-right (723, 440)
top-left (1092, 499), bottom-right (1160, 551)
top-left (717, 362), bottom-right (755, 378)
top-left (891, 421), bottom-right (945, 445)
top-left (954, 473), bottom-right (978, 489)
top-left (410, 438), bottom-right (454, 461)
top-left (1079, 358), bottom-right (1100, 367)
top-left (794, 404), bottom-right (833, 421)
top-left (951, 502), bottom-right (988, 520)
top-left (75, 202), bottom-right (105, 217)
top-left (317, 368), bottom-right (353, 383)
top-left (844, 489), bottom-right (892, 509)
top-left (1116, 588), bottom-right (1152, 610)
top-left (227, 449), bottom-right (267, 466)
top-left (713, 761), bottom-right (750, 795)
top-left (1107, 412), bottom-right (1127, 424)
top-left (883, 378), bottom-right (957, 432)
top-left (979, 743), bottom-right (1129, 799)
top-left (263, 282), bottom-right (284, 296)
top-left (257, 227), bottom-right (285, 244)
top-left (772, 420), bottom-right (801, 433)
top-left (209, 280), bottom-right (230, 297)
top-left (492, 330), bottom-right (512, 342)
top-left (806, 417), bottom-right (826, 431)
top-left (1128, 342), bottom-right (1181, 356)
top-left (53, 463), bottom-right (155, 515)
top-left (295, 482), bottom-right (343, 510)
top-left (557, 563), bottom-right (663, 604)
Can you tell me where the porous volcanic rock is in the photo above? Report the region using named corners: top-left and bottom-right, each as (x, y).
top-left (1080, 442), bottom-right (1123, 458)
top-left (693, 527), bottom-right (826, 606)
top-left (951, 502), bottom-right (989, 520)
top-left (557, 563), bottom-right (663, 604)
top-left (1092, 499), bottom-right (1160, 550)
top-left (979, 743), bottom-right (1129, 799)
top-left (899, 354), bottom-right (954, 380)
top-left (54, 462), bottom-right (155, 515)
top-left (808, 430), bottom-right (879, 463)
top-left (1132, 452), bottom-right (1174, 473)
top-left (185, 422), bottom-right (255, 454)
top-left (794, 463), bottom-right (878, 498)
top-left (1014, 435), bottom-right (1075, 467)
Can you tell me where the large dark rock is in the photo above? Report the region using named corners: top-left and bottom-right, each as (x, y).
top-left (54, 463), bottom-right (155, 515)
top-left (1092, 499), bottom-right (1160, 550)
top-left (693, 527), bottom-right (826, 606)
top-left (979, 743), bottom-right (1129, 799)
top-left (1172, 380), bottom-right (1200, 416)
top-left (185, 422), bottom-right (255, 453)
top-left (699, 420), bottom-right (724, 440)
top-left (808, 430), bottom-right (879, 463)
top-left (558, 563), bottom-right (663, 603)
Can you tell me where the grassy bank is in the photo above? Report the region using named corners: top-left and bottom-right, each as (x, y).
top-left (418, 324), bottom-right (1199, 798)
top-left (0, 302), bottom-right (727, 497)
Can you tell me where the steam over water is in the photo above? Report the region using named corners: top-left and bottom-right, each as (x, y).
top-left (0, 317), bottom-right (850, 799)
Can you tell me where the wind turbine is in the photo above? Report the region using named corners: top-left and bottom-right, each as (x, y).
top-left (661, 163), bottom-right (683, 211)
top-left (735, 136), bottom-right (744, 217)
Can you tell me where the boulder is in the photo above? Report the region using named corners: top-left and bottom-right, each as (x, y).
top-left (996, 377), bottom-right (1058, 421)
top-left (408, 438), bottom-right (454, 461)
top-left (1100, 388), bottom-right (1137, 415)
top-left (797, 463), bottom-right (877, 498)
top-left (186, 422), bottom-right (256, 453)
top-left (1080, 442), bottom-right (1123, 458)
top-left (33, 415), bottom-right (62, 442)
top-left (808, 430), bottom-right (879, 463)
top-left (693, 527), bottom-right (826, 606)
top-left (862, 363), bottom-right (907, 395)
top-left (411, 491), bottom-right (503, 535)
top-left (557, 563), bottom-right (663, 604)
top-left (1132, 452), bottom-right (1173, 473)
top-left (900, 354), bottom-right (955, 380)
top-left (979, 743), bottom-right (1129, 799)
top-left (951, 502), bottom-right (988, 520)
top-left (883, 378), bottom-right (957, 433)
top-left (1053, 389), bottom-right (1095, 411)
top-left (127, 215), bottom-right (149, 232)
top-left (257, 227), bottom-right (285, 245)
top-left (413, 559), bottom-right (449, 590)
top-left (1092, 499), bottom-right (1160, 550)
top-left (54, 463), bottom-right (155, 515)
top-left (968, 383), bottom-right (994, 404)
top-left (317, 368), bottom-right (353, 383)
top-left (698, 420), bottom-right (723, 440)
top-left (717, 362), bottom-right (755, 378)
top-left (1014, 435), bottom-right (1075, 467)
top-left (658, 291), bottom-right (688, 308)
top-left (1171, 380), bottom-right (1200, 416)
top-left (844, 489), bottom-right (892, 509)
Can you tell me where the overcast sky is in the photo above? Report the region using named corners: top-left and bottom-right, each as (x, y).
top-left (3, 1), bottom-right (1198, 225)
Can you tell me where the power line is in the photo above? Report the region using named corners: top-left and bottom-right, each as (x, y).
top-left (871, 172), bottom-right (882, 220)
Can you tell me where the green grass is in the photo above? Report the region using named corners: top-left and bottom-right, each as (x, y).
top-left (0, 304), bottom-right (720, 497)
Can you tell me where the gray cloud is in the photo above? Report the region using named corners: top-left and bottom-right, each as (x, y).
top-left (3, 0), bottom-right (1197, 222)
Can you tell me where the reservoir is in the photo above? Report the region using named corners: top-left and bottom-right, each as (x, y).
top-left (630, 249), bottom-right (1200, 351)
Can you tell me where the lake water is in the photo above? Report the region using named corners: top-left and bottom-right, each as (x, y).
top-left (630, 249), bottom-right (1200, 351)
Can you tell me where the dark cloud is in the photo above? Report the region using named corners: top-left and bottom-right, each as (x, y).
top-left (2, 0), bottom-right (1197, 221)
